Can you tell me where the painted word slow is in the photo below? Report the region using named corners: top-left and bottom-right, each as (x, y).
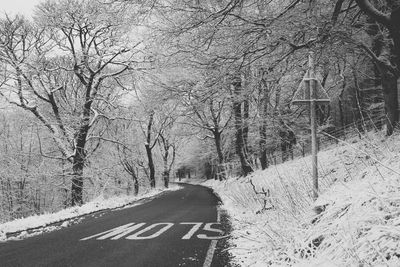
top-left (80, 222), bottom-right (227, 241)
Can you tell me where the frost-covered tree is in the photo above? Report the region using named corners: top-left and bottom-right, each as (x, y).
top-left (0, 0), bottom-right (144, 205)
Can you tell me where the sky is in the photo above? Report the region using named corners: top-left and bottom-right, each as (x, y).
top-left (0, 0), bottom-right (44, 18)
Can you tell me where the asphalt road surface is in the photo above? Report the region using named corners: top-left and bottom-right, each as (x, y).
top-left (0, 184), bottom-right (233, 267)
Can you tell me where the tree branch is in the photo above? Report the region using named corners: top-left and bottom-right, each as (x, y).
top-left (355, 0), bottom-right (391, 27)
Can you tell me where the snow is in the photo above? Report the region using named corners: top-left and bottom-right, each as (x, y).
top-left (0, 184), bottom-right (181, 242)
top-left (204, 131), bottom-right (400, 266)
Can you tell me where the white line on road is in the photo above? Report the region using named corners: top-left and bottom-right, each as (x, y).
top-left (203, 239), bottom-right (218, 267)
top-left (203, 207), bottom-right (222, 267)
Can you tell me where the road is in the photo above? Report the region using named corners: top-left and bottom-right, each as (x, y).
top-left (0, 184), bottom-right (233, 267)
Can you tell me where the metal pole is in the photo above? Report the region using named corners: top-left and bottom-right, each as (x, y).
top-left (311, 99), bottom-right (318, 200)
top-left (309, 52), bottom-right (318, 200)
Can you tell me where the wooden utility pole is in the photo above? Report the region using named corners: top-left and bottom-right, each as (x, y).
top-left (308, 53), bottom-right (319, 200)
top-left (292, 52), bottom-right (330, 201)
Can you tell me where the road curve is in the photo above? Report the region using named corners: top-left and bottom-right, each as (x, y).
top-left (0, 184), bottom-right (232, 267)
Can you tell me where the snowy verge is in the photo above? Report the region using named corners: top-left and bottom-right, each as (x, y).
top-left (0, 184), bottom-right (181, 241)
top-left (203, 132), bottom-right (400, 266)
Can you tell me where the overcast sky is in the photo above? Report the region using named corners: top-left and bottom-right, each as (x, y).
top-left (0, 0), bottom-right (44, 17)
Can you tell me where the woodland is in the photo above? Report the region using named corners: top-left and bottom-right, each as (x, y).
top-left (0, 0), bottom-right (399, 222)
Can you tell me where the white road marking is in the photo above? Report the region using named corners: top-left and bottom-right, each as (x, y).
top-left (203, 239), bottom-right (217, 267)
top-left (110, 223), bottom-right (146, 240)
top-left (198, 223), bottom-right (228, 240)
top-left (202, 207), bottom-right (223, 267)
top-left (180, 223), bottom-right (203, 240)
top-left (80, 223), bottom-right (136, 241)
top-left (126, 223), bottom-right (174, 240)
top-left (80, 220), bottom-right (227, 241)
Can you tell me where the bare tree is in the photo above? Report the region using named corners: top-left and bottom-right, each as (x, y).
top-left (144, 111), bottom-right (157, 188)
top-left (0, 0), bottom-right (143, 205)
top-left (181, 87), bottom-right (231, 179)
top-left (354, 0), bottom-right (400, 135)
top-left (118, 146), bottom-right (140, 195)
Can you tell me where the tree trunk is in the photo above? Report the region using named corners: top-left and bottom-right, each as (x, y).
top-left (71, 110), bottom-right (90, 206)
top-left (382, 72), bottom-right (399, 135)
top-left (355, 0), bottom-right (400, 135)
top-left (213, 130), bottom-right (224, 165)
top-left (232, 76), bottom-right (253, 176)
top-left (163, 170), bottom-right (170, 188)
top-left (162, 150), bottom-right (170, 188)
top-left (371, 45), bottom-right (399, 135)
top-left (338, 83), bottom-right (346, 139)
top-left (280, 131), bottom-right (289, 163)
top-left (133, 178), bottom-right (139, 195)
top-left (288, 130), bottom-right (296, 160)
top-left (243, 97), bottom-right (250, 155)
top-left (71, 153), bottom-right (84, 206)
top-left (260, 147), bottom-right (268, 169)
top-left (259, 95), bottom-right (269, 170)
top-left (213, 130), bottom-right (225, 180)
top-left (146, 112), bottom-right (156, 188)
top-left (159, 133), bottom-right (175, 187)
top-left (259, 123), bottom-right (268, 169)
top-left (259, 71), bottom-right (270, 170)
top-left (130, 167), bottom-right (139, 196)
top-left (145, 144), bottom-right (156, 188)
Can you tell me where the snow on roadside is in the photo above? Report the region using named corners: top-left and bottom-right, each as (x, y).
top-left (204, 132), bottom-right (400, 266)
top-left (298, 152), bottom-right (400, 266)
top-left (0, 184), bottom-right (181, 241)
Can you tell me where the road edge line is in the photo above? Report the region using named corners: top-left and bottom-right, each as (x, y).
top-left (203, 207), bottom-right (221, 267)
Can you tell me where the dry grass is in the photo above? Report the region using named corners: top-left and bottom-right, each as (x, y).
top-left (205, 130), bottom-right (400, 266)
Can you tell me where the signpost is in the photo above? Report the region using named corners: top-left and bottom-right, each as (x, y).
top-left (292, 52), bottom-right (330, 200)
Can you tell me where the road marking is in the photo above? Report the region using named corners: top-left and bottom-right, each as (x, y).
top-left (203, 239), bottom-right (217, 267)
top-left (80, 223), bottom-right (139, 241)
top-left (80, 221), bottom-right (227, 241)
top-left (180, 223), bottom-right (203, 240)
top-left (110, 223), bottom-right (146, 240)
top-left (203, 208), bottom-right (222, 267)
top-left (126, 223), bottom-right (174, 240)
top-left (198, 223), bottom-right (228, 240)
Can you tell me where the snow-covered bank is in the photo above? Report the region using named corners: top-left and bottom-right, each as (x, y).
top-left (204, 132), bottom-right (400, 266)
top-left (0, 184), bottom-right (181, 241)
